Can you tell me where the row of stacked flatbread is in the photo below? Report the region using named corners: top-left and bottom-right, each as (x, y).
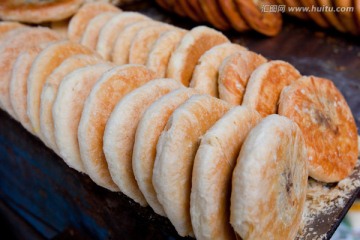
top-left (0, 3), bottom-right (358, 240)
top-left (155, 0), bottom-right (360, 35)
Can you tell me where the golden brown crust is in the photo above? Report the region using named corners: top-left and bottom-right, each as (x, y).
top-left (129, 24), bottom-right (174, 65)
top-left (187, 0), bottom-right (207, 21)
top-left (27, 41), bottom-right (95, 139)
top-left (156, 0), bottom-right (173, 12)
top-left (218, 0), bottom-right (249, 31)
top-left (0, 0), bottom-right (83, 23)
top-left (173, 0), bottom-right (187, 17)
top-left (0, 27), bottom-right (60, 119)
top-left (103, 78), bottom-right (183, 206)
top-left (218, 51), bottom-right (267, 105)
top-left (153, 95), bottom-right (232, 237)
top-left (10, 49), bottom-right (41, 134)
top-left (242, 60), bottom-right (301, 117)
top-left (300, 0), bottom-right (330, 28)
top-left (191, 106), bottom-right (261, 240)
top-left (234, 0), bottom-right (282, 36)
top-left (179, 0), bottom-right (202, 22)
top-left (78, 65), bottom-right (155, 191)
top-left (0, 22), bottom-right (25, 41)
top-left (53, 63), bottom-right (113, 172)
top-left (133, 88), bottom-right (198, 216)
top-left (147, 29), bottom-right (187, 78)
top-left (356, 0), bottom-right (360, 32)
top-left (278, 76), bottom-right (358, 182)
top-left (316, 0), bottom-right (347, 32)
top-left (96, 12), bottom-right (150, 60)
top-left (80, 12), bottom-right (117, 50)
top-left (334, 0), bottom-right (358, 34)
top-left (283, 0), bottom-right (309, 20)
top-left (68, 2), bottom-right (120, 42)
top-left (231, 115), bottom-right (308, 239)
top-left (199, 0), bottom-right (231, 30)
top-left (40, 54), bottom-right (103, 152)
top-left (190, 43), bottom-right (247, 97)
top-left (167, 26), bottom-right (229, 86)
top-left (112, 21), bottom-right (158, 65)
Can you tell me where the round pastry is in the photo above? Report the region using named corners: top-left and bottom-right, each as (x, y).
top-left (129, 24), bottom-right (175, 65)
top-left (231, 114), bottom-right (308, 240)
top-left (218, 51), bottom-right (267, 105)
top-left (242, 60), bottom-right (301, 117)
top-left (0, 0), bottom-right (84, 23)
top-left (190, 43), bottom-right (246, 97)
top-left (27, 40), bottom-right (94, 140)
top-left (233, 0), bottom-right (282, 36)
top-left (153, 95), bottom-right (231, 237)
top-left (77, 65), bottom-right (155, 191)
top-left (68, 2), bottom-right (120, 42)
top-left (96, 12), bottom-right (150, 60)
top-left (40, 54), bottom-right (103, 151)
top-left (133, 88), bottom-right (198, 216)
top-left (147, 29), bottom-right (187, 78)
top-left (191, 106), bottom-right (261, 240)
top-left (218, 0), bottom-right (249, 31)
top-left (80, 12), bottom-right (117, 50)
top-left (0, 27), bottom-right (60, 119)
top-left (53, 63), bottom-right (113, 172)
top-left (103, 78), bottom-right (183, 206)
top-left (278, 76), bottom-right (358, 182)
top-left (167, 26), bottom-right (229, 86)
top-left (112, 21), bottom-right (159, 65)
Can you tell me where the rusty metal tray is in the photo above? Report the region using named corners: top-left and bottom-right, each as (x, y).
top-left (1, 1), bottom-right (360, 239)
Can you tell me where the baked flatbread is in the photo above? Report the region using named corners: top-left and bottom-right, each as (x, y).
top-left (53, 63), bottom-right (113, 172)
top-left (133, 88), bottom-right (198, 216)
top-left (189, 43), bottom-right (247, 97)
top-left (103, 78), bottom-right (183, 205)
top-left (153, 95), bottom-right (231, 236)
top-left (80, 12), bottom-right (117, 50)
top-left (68, 2), bottom-right (120, 42)
top-left (230, 114), bottom-right (307, 240)
top-left (40, 54), bottom-right (103, 151)
top-left (96, 12), bottom-right (150, 60)
top-left (27, 40), bottom-right (94, 139)
top-left (129, 25), bottom-right (175, 65)
top-left (242, 60), bottom-right (301, 117)
top-left (146, 29), bottom-right (186, 78)
top-left (0, 27), bottom-right (60, 119)
top-left (78, 65), bottom-right (155, 191)
top-left (191, 106), bottom-right (261, 240)
top-left (279, 76), bottom-right (358, 182)
top-left (10, 49), bottom-right (41, 134)
top-left (167, 26), bottom-right (229, 86)
top-left (218, 51), bottom-right (267, 105)
top-left (112, 21), bottom-right (158, 65)
top-left (0, 0), bottom-right (83, 23)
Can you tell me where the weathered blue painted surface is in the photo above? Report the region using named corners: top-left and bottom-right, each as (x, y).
top-left (0, 110), bottom-right (186, 239)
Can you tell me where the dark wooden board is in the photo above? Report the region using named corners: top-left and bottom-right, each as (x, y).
top-left (1, 1), bottom-right (360, 239)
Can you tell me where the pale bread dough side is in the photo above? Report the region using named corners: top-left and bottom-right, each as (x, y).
top-left (189, 43), bottom-right (246, 97)
top-left (190, 106), bottom-right (261, 240)
top-left (78, 65), bottom-right (155, 191)
top-left (133, 88), bottom-right (198, 216)
top-left (40, 54), bottom-right (103, 151)
top-left (53, 63), bottom-right (113, 172)
top-left (153, 95), bottom-right (232, 236)
top-left (230, 115), bottom-right (307, 240)
top-left (103, 78), bottom-right (183, 205)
